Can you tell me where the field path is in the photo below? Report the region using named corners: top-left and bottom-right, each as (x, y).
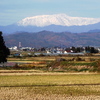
top-left (0, 70), bottom-right (98, 75)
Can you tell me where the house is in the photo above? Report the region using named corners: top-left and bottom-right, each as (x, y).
top-left (46, 50), bottom-right (51, 54)
top-left (9, 46), bottom-right (18, 51)
top-left (64, 50), bottom-right (73, 54)
top-left (13, 53), bottom-right (22, 57)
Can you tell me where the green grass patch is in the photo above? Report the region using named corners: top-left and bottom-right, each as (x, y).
top-left (60, 61), bottom-right (97, 66)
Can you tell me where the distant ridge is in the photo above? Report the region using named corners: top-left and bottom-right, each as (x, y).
top-left (4, 31), bottom-right (100, 48)
top-left (88, 29), bottom-right (100, 33)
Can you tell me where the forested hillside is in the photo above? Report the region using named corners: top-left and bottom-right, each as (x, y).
top-left (4, 31), bottom-right (100, 48)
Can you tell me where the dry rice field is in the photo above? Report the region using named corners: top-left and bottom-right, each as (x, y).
top-left (0, 71), bottom-right (100, 100)
top-left (0, 87), bottom-right (100, 100)
top-left (0, 56), bottom-right (100, 99)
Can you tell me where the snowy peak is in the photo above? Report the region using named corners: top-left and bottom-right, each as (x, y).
top-left (17, 14), bottom-right (100, 27)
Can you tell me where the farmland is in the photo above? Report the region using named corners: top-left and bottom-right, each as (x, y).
top-left (0, 55), bottom-right (100, 99)
top-left (0, 73), bottom-right (100, 100)
top-left (2, 55), bottom-right (100, 72)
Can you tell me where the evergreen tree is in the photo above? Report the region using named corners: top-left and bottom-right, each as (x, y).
top-left (0, 31), bottom-right (10, 64)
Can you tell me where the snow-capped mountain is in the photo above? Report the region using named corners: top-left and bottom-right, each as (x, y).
top-left (1, 14), bottom-right (100, 34)
top-left (17, 14), bottom-right (100, 27)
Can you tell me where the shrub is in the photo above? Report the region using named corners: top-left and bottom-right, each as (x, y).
top-left (95, 59), bottom-right (100, 72)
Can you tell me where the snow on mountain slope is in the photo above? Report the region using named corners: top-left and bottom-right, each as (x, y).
top-left (17, 14), bottom-right (100, 27)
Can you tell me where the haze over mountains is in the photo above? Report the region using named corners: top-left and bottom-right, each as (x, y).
top-left (1, 14), bottom-right (100, 34)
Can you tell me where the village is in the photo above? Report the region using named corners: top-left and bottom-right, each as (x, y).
top-left (9, 45), bottom-right (100, 57)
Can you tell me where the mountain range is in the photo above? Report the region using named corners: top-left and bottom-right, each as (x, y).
top-left (1, 14), bottom-right (100, 34)
top-left (4, 31), bottom-right (100, 48)
top-left (1, 14), bottom-right (100, 47)
top-left (17, 14), bottom-right (100, 27)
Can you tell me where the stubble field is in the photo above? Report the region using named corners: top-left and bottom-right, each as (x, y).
top-left (0, 55), bottom-right (100, 100)
top-left (0, 73), bottom-right (100, 100)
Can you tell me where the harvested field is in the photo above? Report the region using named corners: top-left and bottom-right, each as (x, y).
top-left (0, 72), bottom-right (100, 100)
top-left (0, 55), bottom-right (100, 99)
top-left (0, 86), bottom-right (100, 100)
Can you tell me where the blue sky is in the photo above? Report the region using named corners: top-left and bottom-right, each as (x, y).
top-left (0, 0), bottom-right (100, 26)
